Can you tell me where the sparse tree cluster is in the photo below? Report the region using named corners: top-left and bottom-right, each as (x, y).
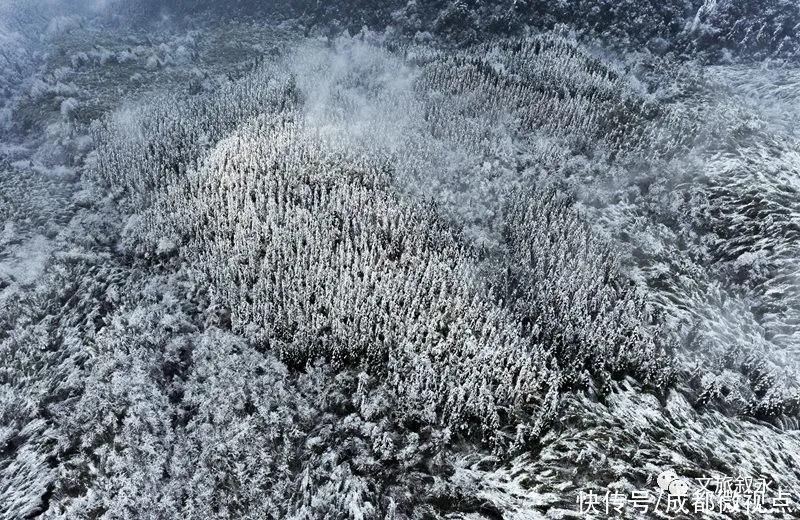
top-left (502, 186), bottom-right (673, 387)
top-left (414, 35), bottom-right (658, 154)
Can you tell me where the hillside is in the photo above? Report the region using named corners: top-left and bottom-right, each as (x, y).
top-left (1, 2), bottom-right (799, 519)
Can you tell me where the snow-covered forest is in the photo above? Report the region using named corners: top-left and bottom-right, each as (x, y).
top-left (1, 1), bottom-right (800, 518)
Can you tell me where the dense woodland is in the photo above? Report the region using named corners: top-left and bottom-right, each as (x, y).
top-left (2, 1), bottom-right (800, 519)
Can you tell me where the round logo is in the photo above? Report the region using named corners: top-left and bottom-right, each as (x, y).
top-left (657, 469), bottom-right (688, 496)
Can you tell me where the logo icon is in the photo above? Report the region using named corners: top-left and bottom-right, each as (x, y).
top-left (657, 469), bottom-right (689, 497)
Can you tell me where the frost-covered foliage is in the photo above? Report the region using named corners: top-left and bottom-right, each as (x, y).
top-left (0, 168), bottom-right (75, 234)
top-left (396, 0), bottom-right (697, 50)
top-left (0, 255), bottom-right (463, 519)
top-left (89, 35), bottom-right (675, 449)
top-left (122, 0), bottom-right (800, 63)
top-left (570, 62), bottom-right (800, 424)
top-left (145, 116), bottom-right (560, 442)
top-left (3, 4), bottom-right (800, 519)
top-left (502, 187), bottom-right (672, 388)
top-left (399, 0), bottom-right (800, 61)
top-left (92, 71), bottom-right (299, 204)
top-left (94, 33), bottom-right (670, 238)
top-left (688, 0), bottom-right (800, 61)
top-left (412, 37), bottom-right (660, 153)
